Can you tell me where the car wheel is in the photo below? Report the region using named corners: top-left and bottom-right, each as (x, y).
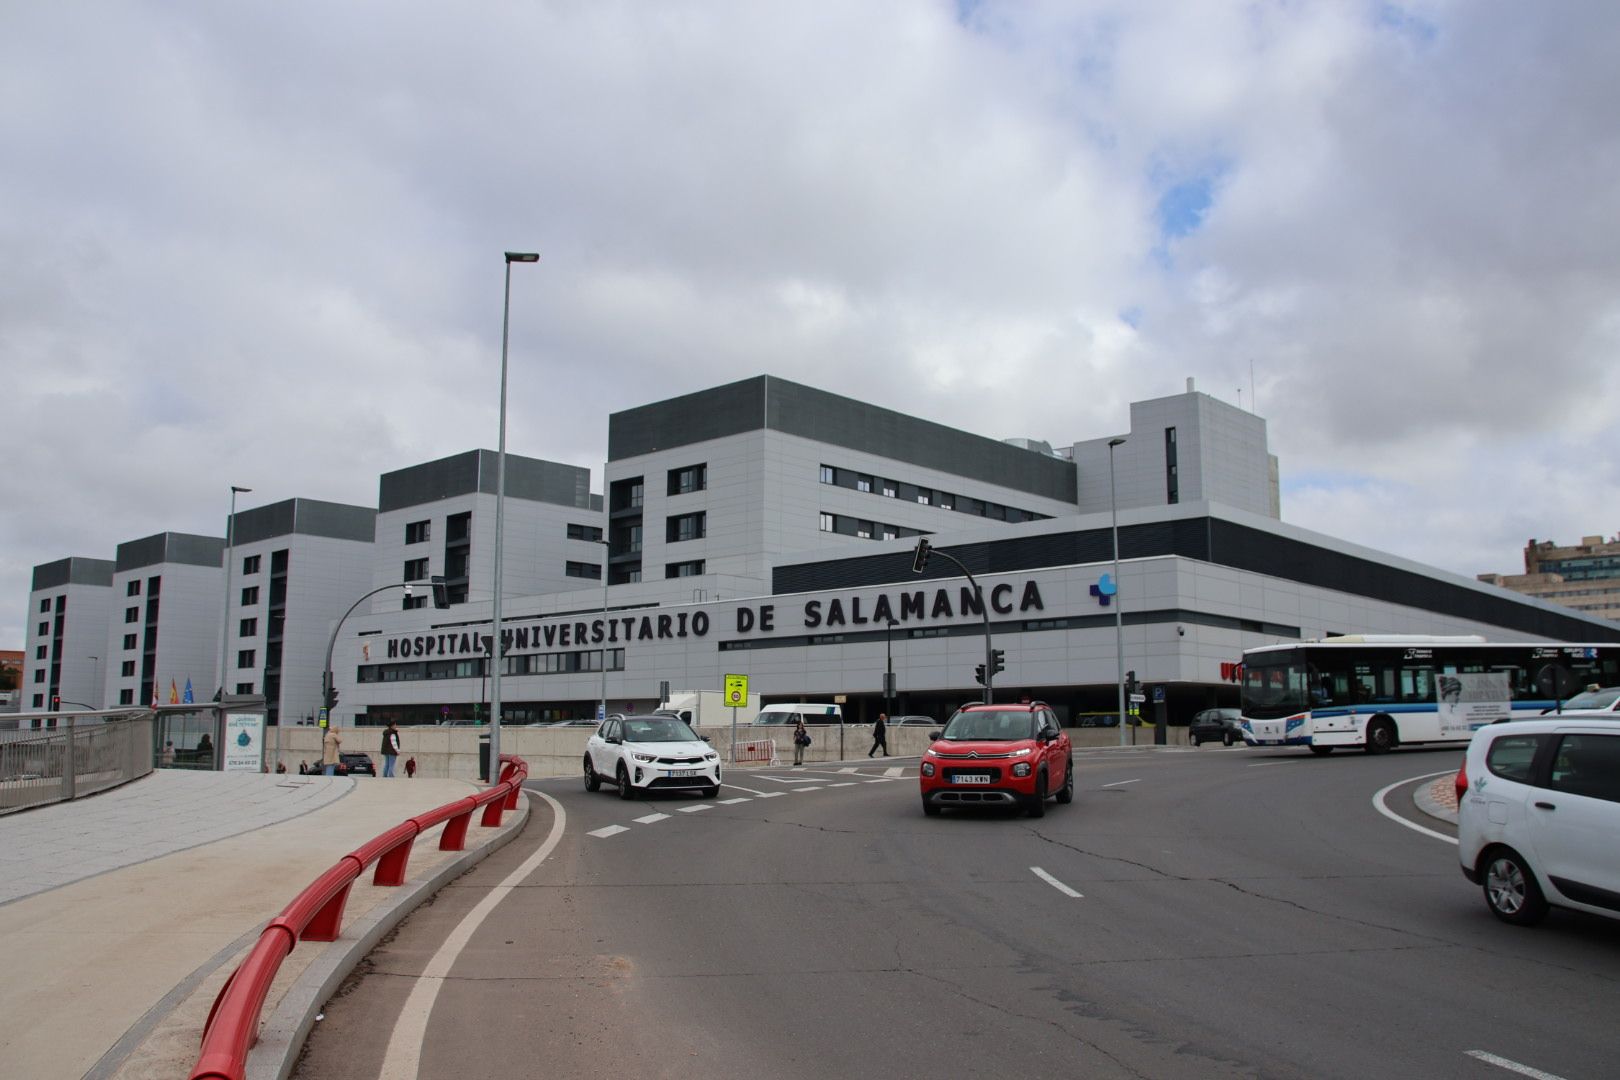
top-left (1189, 733), bottom-right (1200, 747)
top-left (1482, 847), bottom-right (1549, 926)
top-left (1223, 732), bottom-right (1235, 747)
top-left (616, 765), bottom-right (633, 801)
top-left (922, 797), bottom-right (941, 817)
top-left (1364, 718), bottom-right (1396, 754)
top-left (1026, 771), bottom-right (1047, 818)
top-left (1309, 745), bottom-right (1334, 756)
top-left (583, 754), bottom-right (601, 791)
top-left (1056, 757), bottom-right (1074, 804)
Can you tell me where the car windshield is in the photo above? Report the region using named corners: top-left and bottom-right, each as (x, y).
top-left (1561, 687), bottom-right (1620, 711)
top-left (622, 718), bottom-right (699, 743)
top-left (939, 710), bottom-right (1037, 742)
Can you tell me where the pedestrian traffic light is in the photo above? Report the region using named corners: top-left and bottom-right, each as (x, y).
top-left (325, 686), bottom-right (339, 711)
top-left (974, 663), bottom-right (986, 686)
top-left (430, 575), bottom-right (451, 609)
top-left (911, 537), bottom-right (931, 574)
top-left (991, 649), bottom-right (1005, 676)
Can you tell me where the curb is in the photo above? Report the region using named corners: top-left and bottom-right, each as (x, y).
top-left (245, 794), bottom-right (532, 1080)
top-left (1413, 776), bottom-right (1458, 826)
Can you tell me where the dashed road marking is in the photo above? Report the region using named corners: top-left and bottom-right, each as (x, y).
top-left (789, 786), bottom-right (823, 793)
top-left (1101, 778), bottom-right (1140, 788)
top-left (838, 767), bottom-right (859, 774)
top-left (827, 782), bottom-right (856, 788)
top-left (588, 825), bottom-right (629, 838)
top-left (718, 797), bottom-right (750, 805)
top-left (1465, 1050), bottom-right (1571, 1079)
top-left (678, 804), bottom-right (712, 813)
top-left (1031, 867), bottom-right (1083, 898)
top-left (633, 813), bottom-right (670, 824)
top-left (754, 791), bottom-right (785, 798)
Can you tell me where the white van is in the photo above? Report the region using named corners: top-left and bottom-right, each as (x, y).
top-left (754, 703), bottom-right (843, 726)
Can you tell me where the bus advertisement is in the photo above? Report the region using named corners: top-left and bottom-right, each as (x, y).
top-left (1238, 636), bottom-right (1620, 754)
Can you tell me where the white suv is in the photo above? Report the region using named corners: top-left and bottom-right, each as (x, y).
top-left (585, 714), bottom-right (722, 800)
top-left (1456, 718), bottom-right (1620, 926)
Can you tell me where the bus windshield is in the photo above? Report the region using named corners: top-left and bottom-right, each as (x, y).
top-left (1242, 652), bottom-right (1310, 720)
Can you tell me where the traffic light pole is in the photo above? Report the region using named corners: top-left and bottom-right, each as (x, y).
top-left (321, 581), bottom-right (448, 724)
top-left (910, 538), bottom-right (996, 705)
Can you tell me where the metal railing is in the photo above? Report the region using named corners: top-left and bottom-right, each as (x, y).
top-left (0, 715), bottom-right (156, 815)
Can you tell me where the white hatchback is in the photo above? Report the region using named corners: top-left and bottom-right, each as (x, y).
top-left (1456, 718), bottom-right (1620, 926)
top-left (584, 714), bottom-right (722, 800)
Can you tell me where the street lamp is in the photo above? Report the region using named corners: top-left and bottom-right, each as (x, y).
top-left (884, 617), bottom-right (896, 713)
top-left (909, 537), bottom-right (995, 705)
top-left (88, 656), bottom-right (100, 708)
top-left (594, 536), bottom-right (611, 723)
top-left (216, 485), bottom-right (251, 703)
top-left (490, 251), bottom-right (538, 776)
top-left (1108, 437), bottom-right (1127, 746)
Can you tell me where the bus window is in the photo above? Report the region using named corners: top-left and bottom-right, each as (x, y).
top-left (1399, 667), bottom-right (1433, 704)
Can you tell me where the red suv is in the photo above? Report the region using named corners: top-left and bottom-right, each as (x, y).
top-left (919, 702), bottom-right (1073, 817)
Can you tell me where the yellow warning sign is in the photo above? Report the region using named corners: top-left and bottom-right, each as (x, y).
top-left (724, 674), bottom-right (749, 706)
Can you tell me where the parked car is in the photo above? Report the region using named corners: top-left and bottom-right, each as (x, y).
top-left (1542, 685), bottom-right (1620, 717)
top-left (1456, 717), bottom-right (1620, 926)
top-left (1188, 707), bottom-right (1242, 747)
top-left (338, 752), bottom-right (376, 776)
top-left (919, 701), bottom-right (1072, 818)
top-left (584, 714), bottom-right (721, 799)
top-left (889, 714), bottom-right (936, 726)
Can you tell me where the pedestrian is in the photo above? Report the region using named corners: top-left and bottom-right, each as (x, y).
top-left (322, 725), bottom-right (342, 776)
top-left (275, 760), bottom-right (287, 774)
top-left (197, 732), bottom-right (213, 766)
top-left (868, 712), bottom-right (888, 758)
top-left (404, 756), bottom-right (417, 779)
top-left (792, 716), bottom-right (810, 765)
top-left (161, 741), bottom-right (175, 767)
top-left (381, 721), bottom-right (402, 777)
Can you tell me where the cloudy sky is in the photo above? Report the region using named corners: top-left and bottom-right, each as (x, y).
top-left (5, 0), bottom-right (1618, 649)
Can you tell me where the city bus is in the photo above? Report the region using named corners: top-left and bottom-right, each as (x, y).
top-left (1239, 636), bottom-right (1620, 754)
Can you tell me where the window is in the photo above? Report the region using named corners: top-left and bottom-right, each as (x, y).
top-left (118, 689), bottom-right (133, 706)
top-left (403, 558), bottom-right (429, 581)
top-left (819, 464), bottom-right (835, 484)
top-left (35, 645), bottom-right (46, 660)
top-left (917, 489), bottom-right (932, 505)
top-left (122, 633), bottom-right (137, 650)
top-left (235, 682), bottom-right (254, 695)
top-left (882, 526), bottom-right (898, 540)
top-left (406, 520), bottom-right (431, 544)
top-left (403, 595), bottom-right (426, 610)
top-left (121, 660), bottom-right (136, 678)
top-left (34, 669), bottom-right (45, 683)
top-left (1486, 735), bottom-right (1544, 783)
top-left (1165, 426), bottom-right (1179, 504)
top-left (856, 521), bottom-right (873, 539)
top-left (820, 512), bottom-right (834, 533)
top-left (242, 554), bottom-right (261, 574)
top-left (447, 511), bottom-right (472, 542)
top-left (666, 560), bottom-right (705, 578)
top-left (668, 463), bottom-right (707, 495)
top-left (566, 561), bottom-right (603, 580)
top-left (124, 607), bottom-right (139, 624)
top-left (1548, 734), bottom-right (1620, 803)
top-left (667, 512), bottom-right (706, 543)
top-left (567, 523), bottom-right (604, 542)
top-left (126, 580), bottom-right (141, 596)
top-left (241, 586), bottom-right (259, 606)
top-left (234, 649), bottom-right (254, 669)
top-left (240, 618), bottom-right (258, 637)
top-left (40, 598), bottom-right (50, 612)
top-left (856, 474), bottom-right (873, 493)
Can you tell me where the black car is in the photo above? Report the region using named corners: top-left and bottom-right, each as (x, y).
top-left (1188, 708), bottom-right (1242, 746)
top-left (339, 752), bottom-right (377, 776)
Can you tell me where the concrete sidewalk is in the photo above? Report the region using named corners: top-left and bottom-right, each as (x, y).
top-left (0, 769), bottom-right (526, 1080)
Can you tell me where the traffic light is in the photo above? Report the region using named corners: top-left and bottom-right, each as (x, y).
top-left (1125, 669), bottom-right (1137, 695)
top-left (325, 686), bottom-right (339, 711)
top-left (52, 695), bottom-right (60, 709)
top-left (430, 575), bottom-right (451, 609)
top-left (974, 663), bottom-right (987, 686)
top-left (911, 537), bottom-right (931, 574)
top-left (991, 649), bottom-right (1005, 676)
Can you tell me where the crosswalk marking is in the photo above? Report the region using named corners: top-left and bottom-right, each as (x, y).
top-left (755, 792), bottom-right (785, 798)
top-left (789, 786), bottom-right (823, 793)
top-left (884, 766), bottom-right (905, 777)
top-left (718, 797), bottom-right (750, 805)
top-left (633, 813), bottom-right (670, 824)
top-left (838, 767), bottom-right (859, 774)
top-left (588, 825), bottom-right (629, 838)
top-left (827, 782), bottom-right (856, 788)
top-left (678, 804), bottom-right (712, 813)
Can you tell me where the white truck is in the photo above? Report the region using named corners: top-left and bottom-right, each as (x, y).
top-left (658, 690), bottom-right (760, 728)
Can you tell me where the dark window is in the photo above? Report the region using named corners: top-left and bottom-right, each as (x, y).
top-left (666, 560), bottom-right (705, 578)
top-left (1165, 426), bottom-right (1179, 504)
top-left (35, 645), bottom-right (46, 660)
top-left (1485, 734), bottom-right (1545, 784)
top-left (124, 607), bottom-right (139, 624)
top-left (240, 618), bottom-right (258, 637)
top-left (121, 660), bottom-right (136, 677)
top-left (127, 580), bottom-right (141, 596)
top-left (567, 523), bottom-right (604, 542)
top-left (242, 554), bottom-right (261, 574)
top-left (403, 558), bottom-right (429, 581)
top-left (118, 689), bottom-right (132, 705)
top-left (403, 595), bottom-right (426, 610)
top-left (668, 463), bottom-right (707, 496)
top-left (566, 561), bottom-right (603, 580)
top-left (241, 586), bottom-right (259, 606)
top-left (1547, 734), bottom-right (1620, 803)
top-left (447, 511), bottom-right (472, 542)
top-left (406, 520), bottom-right (431, 544)
top-left (237, 649), bottom-right (255, 669)
top-left (40, 598), bottom-right (50, 612)
top-left (123, 633), bottom-right (137, 650)
top-left (667, 512), bottom-right (706, 543)
top-left (33, 669), bottom-right (44, 684)
top-left (235, 682), bottom-right (254, 695)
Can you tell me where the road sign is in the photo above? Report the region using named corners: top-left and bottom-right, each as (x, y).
top-left (724, 673), bottom-right (749, 707)
top-left (1152, 685), bottom-right (1166, 703)
top-left (1129, 693), bottom-right (1146, 704)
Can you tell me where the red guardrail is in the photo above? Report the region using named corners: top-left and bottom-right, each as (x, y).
top-left (189, 755), bottom-right (530, 1080)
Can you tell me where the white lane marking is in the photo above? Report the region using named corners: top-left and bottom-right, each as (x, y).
top-left (883, 766), bottom-right (905, 777)
top-left (1372, 771), bottom-right (1458, 846)
top-left (588, 825), bottom-right (629, 838)
top-left (754, 791), bottom-right (785, 798)
top-left (634, 813), bottom-right (670, 824)
top-left (789, 786), bottom-right (823, 793)
top-left (1101, 778), bottom-right (1140, 788)
top-left (838, 767), bottom-right (859, 774)
top-left (381, 791), bottom-right (563, 1080)
top-left (1465, 1050), bottom-right (1572, 1080)
top-left (718, 797), bottom-right (750, 805)
top-left (721, 782), bottom-right (774, 796)
top-left (1031, 867), bottom-right (1083, 898)
top-left (678, 804), bottom-right (712, 813)
top-left (828, 782), bottom-right (856, 788)
top-left (762, 774), bottom-right (823, 785)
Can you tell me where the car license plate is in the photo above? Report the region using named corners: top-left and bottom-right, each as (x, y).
top-left (668, 769), bottom-right (700, 777)
top-left (952, 773), bottom-right (991, 784)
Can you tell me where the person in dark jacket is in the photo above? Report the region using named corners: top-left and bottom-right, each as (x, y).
top-left (792, 717), bottom-right (810, 766)
top-left (868, 713), bottom-right (888, 758)
top-left (381, 722), bottom-right (402, 777)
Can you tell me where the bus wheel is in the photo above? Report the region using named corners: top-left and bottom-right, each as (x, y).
top-left (1309, 746), bottom-right (1333, 756)
top-left (1365, 718), bottom-right (1397, 754)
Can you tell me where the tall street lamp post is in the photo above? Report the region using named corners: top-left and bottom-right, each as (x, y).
top-left (884, 617), bottom-right (896, 714)
top-left (1108, 437), bottom-right (1127, 746)
top-left (489, 251), bottom-right (538, 776)
top-left (216, 485), bottom-right (251, 704)
top-left (594, 536), bottom-right (611, 722)
top-left (88, 656), bottom-right (100, 708)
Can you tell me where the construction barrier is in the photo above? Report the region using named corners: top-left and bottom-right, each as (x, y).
top-left (731, 737), bottom-right (778, 765)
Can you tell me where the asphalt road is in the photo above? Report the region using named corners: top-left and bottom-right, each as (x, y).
top-left (296, 745), bottom-right (1620, 1080)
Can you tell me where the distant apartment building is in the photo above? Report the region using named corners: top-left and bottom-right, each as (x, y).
top-left (23, 557), bottom-right (116, 711)
top-left (103, 533), bottom-right (224, 708)
top-left (1478, 535), bottom-right (1620, 622)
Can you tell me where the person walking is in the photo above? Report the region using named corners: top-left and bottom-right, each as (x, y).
top-left (868, 712), bottom-right (888, 758)
top-left (322, 724), bottom-right (342, 776)
top-left (792, 716), bottom-right (809, 766)
top-left (381, 722), bottom-right (402, 777)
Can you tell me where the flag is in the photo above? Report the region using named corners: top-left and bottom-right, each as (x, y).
top-left (183, 678), bottom-right (194, 704)
top-left (170, 678), bottom-right (180, 704)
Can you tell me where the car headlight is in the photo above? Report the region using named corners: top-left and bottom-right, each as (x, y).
top-left (924, 746), bottom-right (938, 757)
top-left (1009, 747), bottom-right (1032, 757)
top-left (705, 752), bottom-right (719, 762)
top-left (1012, 762), bottom-right (1032, 777)
top-left (631, 752), bottom-right (657, 763)
top-left (921, 761), bottom-right (935, 777)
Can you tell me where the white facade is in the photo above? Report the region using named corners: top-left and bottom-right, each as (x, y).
top-left (102, 534), bottom-right (224, 709)
top-left (22, 558), bottom-right (115, 711)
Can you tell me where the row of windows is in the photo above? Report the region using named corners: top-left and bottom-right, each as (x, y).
top-left (818, 512), bottom-right (926, 542)
top-left (817, 464), bottom-right (1051, 525)
top-left (566, 561), bottom-right (603, 580)
top-left (358, 647), bottom-right (625, 684)
top-left (567, 523), bottom-right (603, 542)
